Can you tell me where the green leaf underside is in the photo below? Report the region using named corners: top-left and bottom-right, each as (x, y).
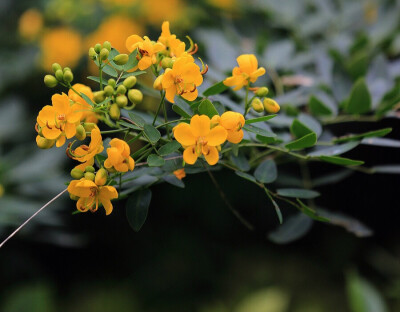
top-left (235, 171), bottom-right (258, 184)
top-left (147, 154), bottom-right (165, 167)
top-left (285, 132), bottom-right (317, 150)
top-left (243, 124), bottom-right (276, 138)
top-left (118, 120), bottom-right (141, 131)
top-left (277, 188), bottom-right (320, 199)
top-left (245, 114), bottom-right (277, 124)
top-left (198, 99), bottom-right (219, 118)
top-left (80, 93), bottom-right (95, 107)
top-left (143, 124), bottom-right (161, 143)
top-left (126, 189), bottom-right (152, 231)
top-left (158, 141), bottom-right (181, 156)
top-left (319, 155), bottom-right (364, 166)
top-left (333, 128), bottom-right (392, 143)
top-left (203, 81), bottom-right (228, 96)
top-left (297, 199), bottom-right (330, 222)
top-left (309, 95), bottom-right (333, 116)
top-left (290, 119), bottom-right (313, 138)
top-left (254, 160), bottom-right (277, 183)
top-left (128, 112), bottom-right (146, 127)
top-left (172, 98), bottom-right (193, 118)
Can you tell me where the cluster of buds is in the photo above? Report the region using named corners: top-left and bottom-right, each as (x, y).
top-left (251, 87), bottom-right (280, 114)
top-left (44, 63), bottom-right (73, 88)
top-left (89, 41), bottom-right (112, 62)
top-left (70, 165), bottom-right (108, 186)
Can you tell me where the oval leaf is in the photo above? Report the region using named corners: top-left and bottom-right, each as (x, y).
top-left (285, 132), bottom-right (317, 150)
top-left (198, 99), bottom-right (219, 118)
top-left (147, 154), bottom-right (165, 167)
top-left (126, 189), bottom-right (152, 232)
top-left (143, 124), bottom-right (161, 143)
top-left (254, 159), bottom-right (277, 183)
top-left (319, 155), bottom-right (364, 166)
top-left (268, 213), bottom-right (313, 244)
top-left (243, 124), bottom-right (276, 138)
top-left (277, 188), bottom-right (320, 199)
top-left (203, 81), bottom-right (228, 96)
top-left (345, 78), bottom-right (371, 114)
top-left (158, 141), bottom-right (181, 156)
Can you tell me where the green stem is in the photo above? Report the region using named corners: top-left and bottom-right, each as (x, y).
top-left (152, 91), bottom-right (166, 125)
top-left (162, 95), bottom-right (171, 139)
top-left (244, 86), bottom-right (249, 117)
top-left (131, 143), bottom-right (151, 159)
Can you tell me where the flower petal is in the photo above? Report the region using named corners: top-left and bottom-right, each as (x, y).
top-left (203, 146), bottom-right (219, 165)
top-left (190, 114), bottom-right (210, 137)
top-left (183, 146), bottom-right (198, 164)
top-left (174, 122), bottom-right (196, 146)
top-left (237, 54), bottom-right (258, 74)
top-left (227, 129), bottom-right (244, 144)
top-left (64, 122), bottom-right (76, 139)
top-left (205, 126), bottom-right (227, 146)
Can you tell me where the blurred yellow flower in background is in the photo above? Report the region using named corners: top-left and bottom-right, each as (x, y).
top-left (141, 0), bottom-right (186, 25)
top-left (40, 27), bottom-right (83, 71)
top-left (18, 8), bottom-right (44, 41)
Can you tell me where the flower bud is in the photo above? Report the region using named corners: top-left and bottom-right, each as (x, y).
top-left (75, 124), bottom-right (86, 140)
top-left (52, 63), bottom-right (62, 73)
top-left (85, 166), bottom-right (95, 173)
top-left (36, 136), bottom-right (55, 149)
top-left (123, 76), bottom-right (137, 89)
top-left (128, 89), bottom-right (143, 104)
top-left (116, 95), bottom-right (128, 108)
top-left (113, 54), bottom-right (129, 65)
top-left (94, 43), bottom-right (102, 54)
top-left (63, 67), bottom-right (71, 73)
top-left (89, 47), bottom-right (97, 60)
top-left (83, 122), bottom-right (97, 133)
top-left (100, 48), bottom-right (109, 61)
top-left (104, 85), bottom-right (114, 97)
top-left (55, 69), bottom-right (64, 81)
top-left (69, 193), bottom-right (79, 201)
top-left (44, 75), bottom-right (58, 88)
top-left (63, 70), bottom-right (73, 83)
top-left (251, 98), bottom-right (264, 113)
top-left (93, 91), bottom-right (105, 103)
top-left (84, 172), bottom-right (95, 181)
top-left (95, 168), bottom-right (108, 186)
top-left (70, 168), bottom-right (84, 179)
top-left (116, 85), bottom-right (127, 95)
top-left (153, 74), bottom-right (163, 91)
top-left (210, 115), bottom-right (221, 128)
top-left (103, 41), bottom-right (112, 51)
top-left (161, 57), bottom-right (173, 69)
top-left (108, 79), bottom-right (116, 88)
top-left (109, 103), bottom-right (121, 120)
top-left (263, 98), bottom-right (280, 113)
top-left (256, 87), bottom-right (269, 97)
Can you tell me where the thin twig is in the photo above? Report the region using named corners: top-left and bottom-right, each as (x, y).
top-left (0, 189), bottom-right (68, 249)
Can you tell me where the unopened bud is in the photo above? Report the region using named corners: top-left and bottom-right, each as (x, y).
top-left (44, 75), bottom-right (58, 88)
top-left (116, 85), bottom-right (127, 95)
top-left (84, 172), bottom-right (95, 181)
top-left (52, 63), bottom-right (62, 73)
top-left (153, 74), bottom-right (163, 91)
top-left (113, 54), bottom-right (129, 65)
top-left (83, 122), bottom-right (97, 133)
top-left (55, 69), bottom-right (64, 81)
top-left (116, 95), bottom-right (128, 108)
top-left (63, 70), bottom-right (73, 83)
top-left (70, 168), bottom-right (84, 179)
top-left (75, 124), bottom-right (86, 140)
top-left (104, 85), bottom-right (114, 97)
top-left (161, 57), bottom-right (173, 69)
top-left (36, 136), bottom-right (55, 149)
top-left (85, 166), bottom-right (95, 173)
top-left (103, 41), bottom-right (112, 51)
top-left (100, 48), bottom-right (109, 61)
top-left (251, 98), bottom-right (264, 113)
top-left (256, 87), bottom-right (269, 97)
top-left (93, 91), bottom-right (105, 103)
top-left (210, 115), bottom-right (221, 128)
top-left (95, 168), bottom-right (108, 186)
top-left (89, 47), bottom-right (97, 60)
top-left (108, 79), bottom-right (116, 88)
top-left (263, 98), bottom-right (280, 113)
top-left (123, 76), bottom-right (137, 89)
top-left (128, 89), bottom-right (143, 104)
top-left (109, 103), bottom-right (120, 120)
top-left (94, 43), bottom-right (102, 54)
top-left (63, 67), bottom-right (71, 73)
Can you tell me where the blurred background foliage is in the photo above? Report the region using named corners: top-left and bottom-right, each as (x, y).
top-left (0, 0), bottom-right (400, 311)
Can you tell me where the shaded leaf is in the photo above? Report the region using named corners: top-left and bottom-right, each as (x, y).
top-left (308, 141), bottom-right (360, 156)
top-left (198, 99), bottom-right (219, 118)
top-left (127, 112), bottom-right (146, 128)
top-left (319, 155), bottom-right (364, 166)
top-left (290, 119), bottom-right (313, 138)
top-left (268, 213), bottom-right (313, 244)
top-left (172, 97), bottom-right (193, 118)
top-left (345, 78), bottom-right (371, 114)
top-left (102, 64), bottom-right (118, 77)
top-left (277, 188), bottom-right (320, 199)
top-left (87, 76), bottom-right (107, 86)
top-left (285, 132), bottom-right (317, 150)
top-left (143, 124), bottom-right (161, 143)
top-left (309, 95), bottom-right (333, 116)
top-left (147, 154), bottom-right (165, 167)
top-left (235, 171), bottom-right (258, 184)
top-left (245, 114), bottom-right (277, 124)
top-left (297, 200), bottom-right (330, 222)
top-left (334, 128), bottom-right (392, 143)
top-left (243, 124), bottom-right (276, 138)
top-left (203, 81), bottom-right (228, 96)
top-left (162, 175), bottom-right (185, 188)
top-left (230, 152), bottom-right (250, 171)
top-left (254, 160), bottom-right (277, 183)
top-left (126, 189), bottom-right (152, 231)
top-left (158, 141), bottom-right (181, 156)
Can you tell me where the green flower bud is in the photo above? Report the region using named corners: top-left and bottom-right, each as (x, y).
top-left (153, 74), bottom-right (163, 91)
top-left (104, 85), bottom-right (114, 97)
top-left (52, 63), bottom-right (62, 73)
top-left (63, 67), bottom-right (71, 73)
top-left (69, 193), bottom-right (79, 201)
top-left (44, 75), bottom-right (58, 88)
top-left (70, 168), bottom-right (84, 179)
top-left (100, 48), bottom-right (109, 61)
top-left (251, 98), bottom-right (264, 113)
top-left (123, 76), bottom-right (137, 89)
top-left (109, 103), bottom-right (121, 120)
top-left (84, 172), bottom-right (95, 181)
top-left (103, 41), bottom-right (112, 51)
top-left (93, 91), bottom-right (105, 103)
top-left (128, 89), bottom-right (143, 104)
top-left (85, 166), bottom-right (95, 173)
top-left (113, 54), bottom-right (129, 65)
top-left (108, 79), bottom-right (116, 88)
top-left (63, 70), bottom-right (73, 83)
top-left (116, 85), bottom-right (127, 95)
top-left (263, 98), bottom-right (280, 114)
top-left (75, 124), bottom-right (86, 140)
top-left (83, 123), bottom-right (97, 133)
top-left (94, 43), bottom-right (102, 54)
top-left (36, 136), bottom-right (55, 149)
top-left (95, 168), bottom-right (108, 186)
top-left (55, 69), bottom-right (64, 81)
top-left (161, 57), bottom-right (173, 69)
top-left (89, 47), bottom-right (97, 60)
top-left (116, 95), bottom-right (128, 108)
top-left (255, 87), bottom-right (269, 97)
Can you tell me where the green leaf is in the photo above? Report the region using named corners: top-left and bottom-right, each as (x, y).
top-left (309, 95), bottom-right (333, 116)
top-left (123, 50), bottom-right (139, 71)
top-left (308, 141), bottom-right (359, 156)
top-left (285, 132), bottom-right (317, 150)
top-left (255, 135), bottom-right (277, 144)
top-left (126, 189), bottom-right (152, 232)
top-left (203, 81), bottom-right (228, 96)
top-left (297, 199), bottom-right (330, 222)
top-left (254, 159), bottom-right (277, 183)
top-left (172, 98), bottom-right (193, 118)
top-left (121, 71), bottom-right (146, 79)
top-left (277, 188), bottom-right (320, 199)
top-left (162, 175), bottom-right (185, 188)
top-left (102, 64), bottom-right (118, 77)
top-left (245, 114), bottom-right (277, 124)
top-left (345, 78), bottom-right (371, 114)
top-left (319, 155), bottom-right (364, 166)
top-left (290, 119), bottom-right (313, 138)
top-left (87, 76), bottom-right (108, 86)
top-left (127, 112), bottom-right (146, 128)
top-left (230, 152), bottom-right (250, 171)
top-left (235, 171), bottom-right (258, 184)
top-left (143, 124), bottom-right (161, 143)
top-left (266, 192), bottom-right (283, 224)
top-left (268, 213), bottom-right (313, 244)
top-left (198, 99), bottom-right (219, 118)
top-left (80, 92), bottom-right (95, 107)
top-left (158, 141), bottom-right (181, 156)
top-left (118, 120), bottom-right (141, 131)
top-left (147, 154), bottom-right (165, 167)
top-left (243, 124), bottom-right (276, 138)
top-left (333, 128), bottom-right (392, 143)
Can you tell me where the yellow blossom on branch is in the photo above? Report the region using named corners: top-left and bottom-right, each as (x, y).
top-left (68, 84), bottom-right (98, 123)
top-left (223, 54), bottom-right (266, 91)
top-left (158, 21), bottom-right (186, 57)
top-left (174, 115), bottom-right (227, 165)
top-left (126, 35), bottom-right (165, 70)
top-left (104, 139), bottom-right (135, 172)
top-left (68, 128), bottom-right (104, 164)
top-left (211, 111), bottom-right (245, 144)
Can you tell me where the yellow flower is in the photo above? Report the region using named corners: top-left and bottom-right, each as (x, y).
top-left (37, 93), bottom-right (82, 147)
top-left (69, 128), bottom-right (104, 163)
top-left (174, 115), bottom-right (227, 165)
top-left (173, 168), bottom-right (186, 180)
top-left (68, 178), bottom-right (118, 215)
top-left (18, 8), bottom-right (43, 41)
top-left (223, 54), bottom-right (266, 91)
top-left (161, 55), bottom-right (203, 103)
top-left (211, 111), bottom-right (245, 144)
top-left (158, 21), bottom-right (186, 57)
top-left (126, 35), bottom-right (165, 70)
top-left (68, 84), bottom-right (98, 123)
top-left (104, 139), bottom-right (135, 172)
top-left (40, 27), bottom-right (82, 71)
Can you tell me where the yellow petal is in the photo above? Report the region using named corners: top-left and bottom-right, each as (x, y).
top-left (77, 197), bottom-right (94, 212)
top-left (183, 146), bottom-right (198, 164)
top-left (138, 56), bottom-right (153, 70)
top-left (165, 85), bottom-right (176, 103)
top-left (126, 34), bottom-right (143, 52)
top-left (64, 122), bottom-right (76, 139)
top-left (203, 145), bottom-right (219, 165)
top-left (114, 162), bottom-right (129, 172)
top-left (174, 122), bottom-right (196, 146)
top-left (162, 69), bottom-right (175, 89)
top-left (249, 67), bottom-right (266, 82)
top-left (237, 54), bottom-right (258, 74)
top-left (205, 126), bottom-right (227, 146)
top-left (42, 126), bottom-right (61, 140)
top-left (128, 157), bottom-right (135, 171)
top-left (181, 87), bottom-right (198, 102)
top-left (52, 93), bottom-right (70, 114)
top-left (107, 147), bottom-right (123, 165)
top-left (56, 135), bottom-right (66, 147)
top-left (190, 114), bottom-right (210, 137)
top-left (227, 129), bottom-right (244, 144)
